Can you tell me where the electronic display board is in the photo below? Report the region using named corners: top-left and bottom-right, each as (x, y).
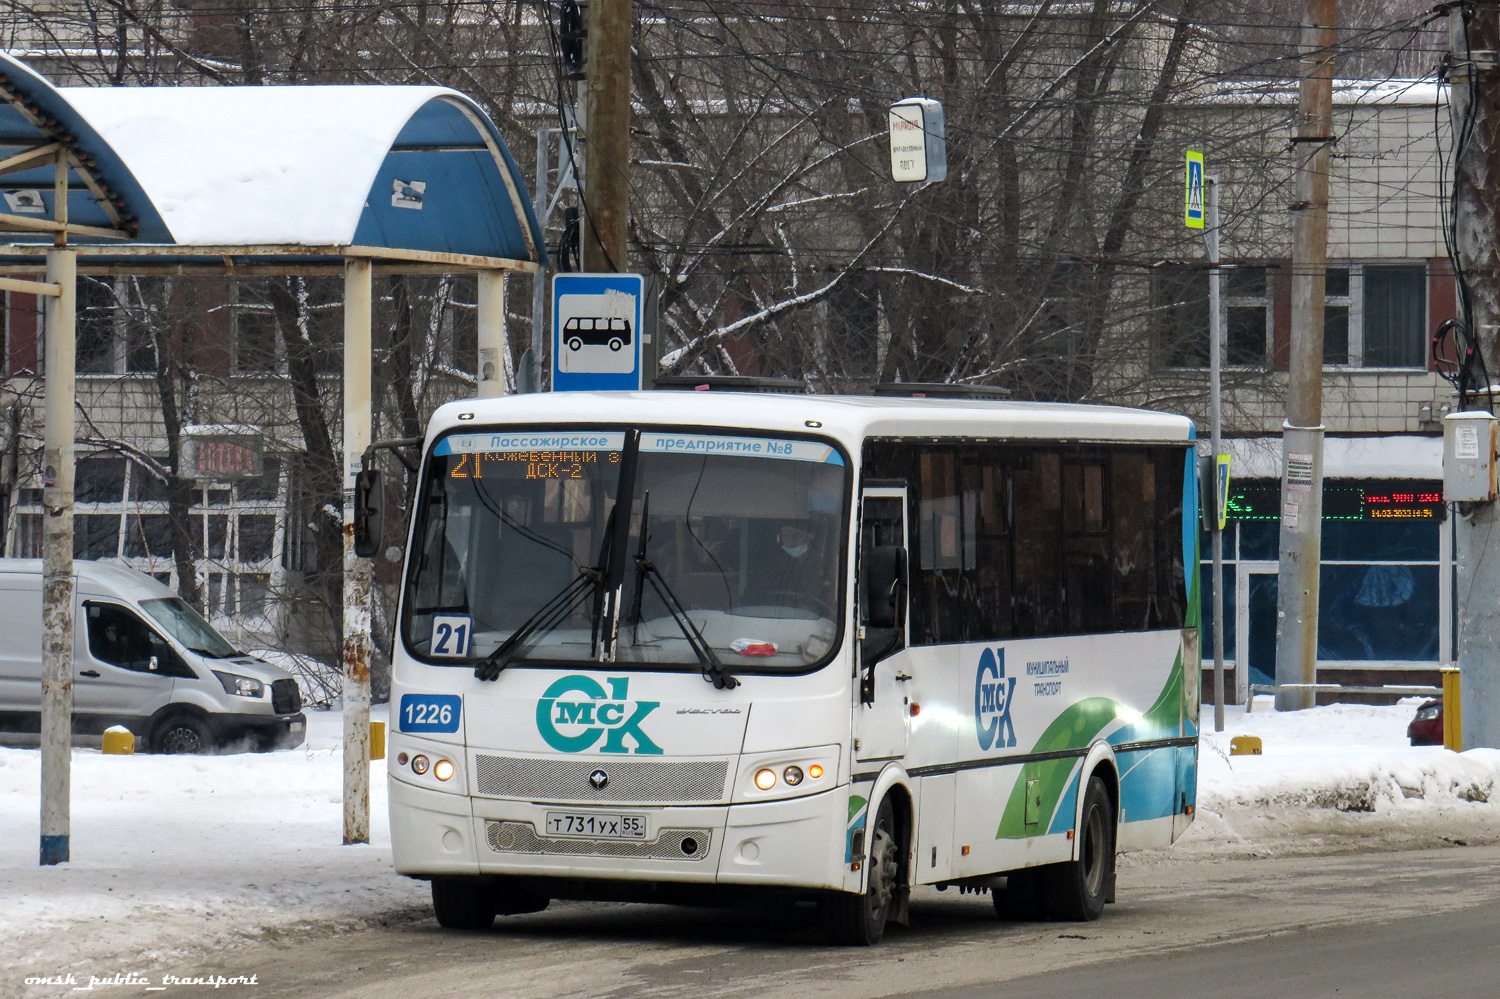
top-left (1224, 479), bottom-right (1444, 522)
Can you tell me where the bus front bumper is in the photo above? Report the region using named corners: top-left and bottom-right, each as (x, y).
top-left (390, 776), bottom-right (844, 890)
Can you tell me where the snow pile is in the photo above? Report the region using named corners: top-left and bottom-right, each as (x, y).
top-left (1, 708), bottom-right (426, 991)
top-left (1172, 700), bottom-right (1500, 857)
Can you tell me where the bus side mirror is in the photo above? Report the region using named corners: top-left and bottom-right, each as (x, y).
top-left (354, 468), bottom-right (382, 558)
top-left (863, 545), bottom-right (906, 629)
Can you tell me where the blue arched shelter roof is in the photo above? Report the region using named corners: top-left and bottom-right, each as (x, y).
top-left (0, 52), bottom-right (546, 268)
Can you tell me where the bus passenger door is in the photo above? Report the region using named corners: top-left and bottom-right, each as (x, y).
top-left (855, 488), bottom-right (910, 762)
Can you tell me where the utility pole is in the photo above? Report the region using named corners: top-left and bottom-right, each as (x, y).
top-left (1449, 4), bottom-right (1500, 748)
top-left (1274, 0), bottom-right (1335, 712)
top-left (582, 0), bottom-right (631, 272)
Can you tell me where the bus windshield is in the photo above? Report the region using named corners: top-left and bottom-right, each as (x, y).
top-left (402, 428), bottom-right (848, 672)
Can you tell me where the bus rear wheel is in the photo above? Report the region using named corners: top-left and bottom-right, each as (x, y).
top-left (1039, 775), bottom-right (1115, 921)
top-left (431, 877), bottom-right (497, 930)
top-left (821, 797), bottom-right (900, 946)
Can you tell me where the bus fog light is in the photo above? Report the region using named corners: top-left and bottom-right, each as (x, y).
top-left (808, 764), bottom-right (824, 779)
top-left (434, 759), bottom-right (455, 781)
top-left (783, 765), bottom-right (804, 786)
top-left (411, 754), bottom-right (430, 775)
top-left (754, 768), bottom-right (777, 790)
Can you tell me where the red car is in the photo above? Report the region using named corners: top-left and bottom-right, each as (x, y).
top-left (1407, 698), bottom-right (1443, 746)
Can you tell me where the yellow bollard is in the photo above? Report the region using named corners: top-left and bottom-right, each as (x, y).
top-left (101, 727), bottom-right (135, 755)
top-left (1442, 669), bottom-right (1461, 751)
top-left (1229, 735), bottom-right (1262, 756)
top-left (371, 720), bottom-right (386, 761)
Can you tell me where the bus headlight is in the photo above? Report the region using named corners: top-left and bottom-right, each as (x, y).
top-left (739, 747), bottom-right (839, 801)
top-left (433, 759), bottom-right (455, 781)
top-left (411, 754), bottom-right (430, 775)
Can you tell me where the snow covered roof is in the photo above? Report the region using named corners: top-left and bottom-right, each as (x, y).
top-left (1186, 79), bottom-right (1447, 108)
top-left (1219, 435), bottom-right (1443, 480)
top-left (0, 52), bottom-right (545, 268)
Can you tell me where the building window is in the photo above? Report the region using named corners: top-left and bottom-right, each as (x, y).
top-left (7, 453), bottom-right (288, 635)
top-left (234, 300), bottom-right (281, 374)
top-left (1225, 266), bottom-right (1270, 366)
top-left (73, 277), bottom-right (161, 375)
top-left (1153, 265), bottom-right (1271, 368)
top-left (1323, 263), bottom-right (1427, 369)
top-left (1362, 265), bottom-right (1426, 367)
top-left (1153, 266), bottom-right (1209, 368)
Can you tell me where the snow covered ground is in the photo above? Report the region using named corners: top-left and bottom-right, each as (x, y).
top-left (1181, 697), bottom-right (1500, 859)
top-left (4, 699), bottom-right (1500, 991)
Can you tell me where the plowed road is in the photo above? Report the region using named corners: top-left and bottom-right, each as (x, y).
top-left (119, 845), bottom-right (1500, 999)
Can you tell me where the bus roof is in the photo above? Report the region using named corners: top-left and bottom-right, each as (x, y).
top-left (428, 392), bottom-right (1194, 445)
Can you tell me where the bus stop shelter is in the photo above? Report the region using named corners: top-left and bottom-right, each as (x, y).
top-left (0, 51), bottom-right (547, 862)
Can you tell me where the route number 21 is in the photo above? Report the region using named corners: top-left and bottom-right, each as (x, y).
top-left (429, 614), bottom-right (473, 658)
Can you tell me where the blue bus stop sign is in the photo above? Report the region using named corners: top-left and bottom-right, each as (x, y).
top-left (552, 273), bottom-right (644, 391)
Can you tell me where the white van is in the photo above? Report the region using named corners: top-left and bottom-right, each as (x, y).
top-left (0, 559), bottom-right (306, 753)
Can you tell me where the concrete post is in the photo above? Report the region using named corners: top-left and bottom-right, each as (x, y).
top-left (341, 257), bottom-right (373, 845)
top-left (1275, 0), bottom-right (1335, 712)
top-left (39, 247), bottom-right (75, 866)
top-left (477, 270), bottom-right (507, 398)
top-left (582, 0), bottom-right (631, 271)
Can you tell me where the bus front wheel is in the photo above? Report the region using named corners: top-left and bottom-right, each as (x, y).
top-left (431, 877), bottom-right (497, 930)
top-left (1040, 775), bottom-right (1115, 921)
top-left (821, 797), bottom-right (900, 945)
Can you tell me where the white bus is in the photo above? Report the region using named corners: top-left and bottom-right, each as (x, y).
top-left (389, 391), bottom-right (1199, 945)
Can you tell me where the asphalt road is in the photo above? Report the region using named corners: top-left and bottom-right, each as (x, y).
top-left (115, 845), bottom-right (1500, 999)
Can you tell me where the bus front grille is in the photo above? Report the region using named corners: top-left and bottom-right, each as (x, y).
top-left (473, 755), bottom-right (729, 803)
top-left (485, 821), bottom-right (712, 861)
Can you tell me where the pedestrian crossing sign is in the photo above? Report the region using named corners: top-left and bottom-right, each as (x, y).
top-left (1185, 151), bottom-right (1205, 229)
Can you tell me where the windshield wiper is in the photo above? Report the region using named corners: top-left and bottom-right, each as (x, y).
top-left (474, 480), bottom-right (628, 681)
top-left (473, 567), bottom-right (601, 681)
top-left (629, 492), bottom-right (738, 690)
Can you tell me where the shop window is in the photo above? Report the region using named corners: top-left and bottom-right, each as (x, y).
top-left (1318, 564), bottom-right (1439, 661)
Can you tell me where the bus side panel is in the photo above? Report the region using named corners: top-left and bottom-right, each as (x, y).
top-left (1172, 742), bottom-right (1199, 842)
top-left (1114, 746), bottom-right (1179, 851)
top-left (952, 764), bottom-right (1072, 880)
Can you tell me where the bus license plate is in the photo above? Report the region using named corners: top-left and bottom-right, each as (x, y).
top-left (544, 811), bottom-right (648, 840)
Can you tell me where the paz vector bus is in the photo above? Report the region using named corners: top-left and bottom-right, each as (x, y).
top-left (387, 391), bottom-right (1200, 945)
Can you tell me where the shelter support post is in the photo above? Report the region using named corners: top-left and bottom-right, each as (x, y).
top-left (342, 257), bottom-right (373, 845)
top-left (39, 247), bottom-right (75, 865)
top-left (477, 270), bottom-right (507, 398)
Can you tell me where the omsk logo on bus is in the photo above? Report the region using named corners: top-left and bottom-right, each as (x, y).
top-left (974, 648), bottom-right (1017, 751)
top-left (536, 675), bottom-right (663, 755)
